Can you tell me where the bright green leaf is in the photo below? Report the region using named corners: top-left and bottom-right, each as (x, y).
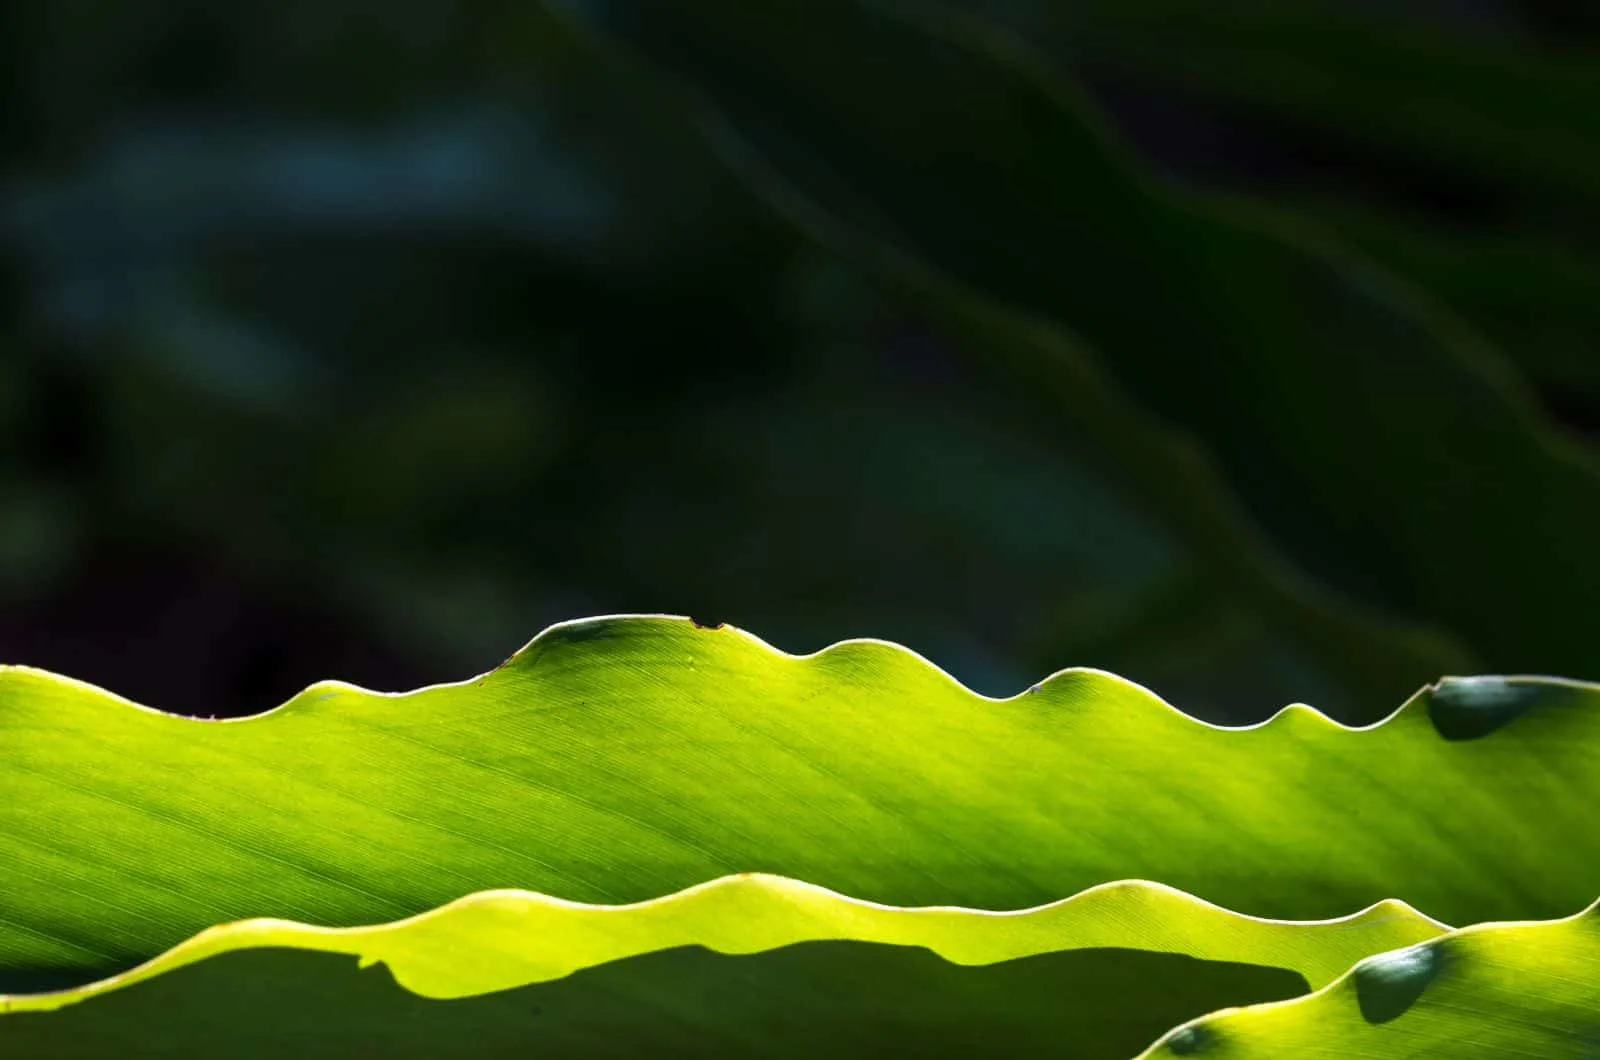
top-left (1141, 902), bottom-right (1600, 1058)
top-left (2, 943), bottom-right (1294, 1060)
top-left (0, 873), bottom-right (1445, 1059)
top-left (3, 873), bottom-right (1444, 1012)
top-left (3, 615), bottom-right (1596, 989)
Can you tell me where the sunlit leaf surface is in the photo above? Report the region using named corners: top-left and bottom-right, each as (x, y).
top-left (1142, 903), bottom-right (1600, 1059)
top-left (1, 874), bottom-right (1440, 1059)
top-left (3, 616), bottom-right (1595, 984)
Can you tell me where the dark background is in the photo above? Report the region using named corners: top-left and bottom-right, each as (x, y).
top-left (4, 0), bottom-right (1599, 724)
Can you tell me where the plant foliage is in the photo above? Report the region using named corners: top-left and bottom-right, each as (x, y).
top-left (3, 616), bottom-right (1598, 1055)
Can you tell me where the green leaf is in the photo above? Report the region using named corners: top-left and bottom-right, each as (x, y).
top-left (3, 873), bottom-right (1443, 1010)
top-left (1140, 902), bottom-right (1600, 1058)
top-left (3, 615), bottom-right (1597, 988)
top-left (1, 874), bottom-right (1443, 1058)
top-left (553, 0), bottom-right (1600, 681)
top-left (1, 944), bottom-right (1298, 1060)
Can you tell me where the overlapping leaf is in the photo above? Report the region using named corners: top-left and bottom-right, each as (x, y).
top-left (1, 873), bottom-right (1445, 1059)
top-left (4, 873), bottom-right (1442, 1010)
top-left (1142, 903), bottom-right (1600, 1059)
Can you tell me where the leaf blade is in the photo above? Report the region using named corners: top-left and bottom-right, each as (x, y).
top-left (2, 873), bottom-right (1446, 1012)
top-left (1140, 902), bottom-right (1600, 1059)
top-left (3, 615), bottom-right (1597, 983)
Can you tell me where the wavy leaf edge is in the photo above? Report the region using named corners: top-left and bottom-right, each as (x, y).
top-left (1138, 896), bottom-right (1600, 1058)
top-left (0, 613), bottom-right (1578, 738)
top-left (0, 871), bottom-right (1450, 1016)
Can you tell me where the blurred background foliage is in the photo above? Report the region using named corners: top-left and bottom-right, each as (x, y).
top-left (3, 0), bottom-right (1598, 724)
